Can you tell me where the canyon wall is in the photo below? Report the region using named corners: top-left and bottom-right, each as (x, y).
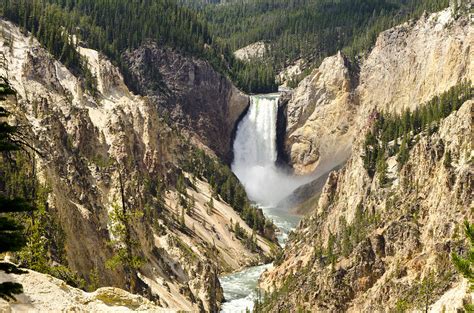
top-left (285, 8), bottom-right (472, 175)
top-left (262, 97), bottom-right (473, 312)
top-left (124, 42), bottom-right (249, 163)
top-left (0, 20), bottom-right (273, 312)
top-left (260, 8), bottom-right (473, 312)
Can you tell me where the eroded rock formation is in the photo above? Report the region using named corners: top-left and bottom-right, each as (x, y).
top-left (260, 8), bottom-right (473, 311)
top-left (0, 20), bottom-right (273, 311)
top-left (124, 42), bottom-right (249, 162)
top-left (285, 9), bottom-right (472, 175)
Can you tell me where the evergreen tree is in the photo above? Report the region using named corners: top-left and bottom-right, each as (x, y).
top-left (452, 221), bottom-right (474, 312)
top-left (363, 130), bottom-right (378, 177)
top-left (105, 169), bottom-right (143, 292)
top-left (0, 77), bottom-right (35, 301)
top-left (189, 194), bottom-right (196, 215)
top-left (327, 231), bottom-right (336, 266)
top-left (376, 146), bottom-right (388, 185)
top-left (234, 222), bottom-right (243, 238)
top-left (397, 134), bottom-right (409, 169)
top-left (414, 271), bottom-right (437, 313)
top-left (206, 197), bottom-right (214, 215)
top-left (443, 150), bottom-right (452, 169)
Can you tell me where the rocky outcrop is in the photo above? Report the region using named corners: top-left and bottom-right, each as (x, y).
top-left (123, 42), bottom-right (249, 162)
top-left (285, 8), bottom-right (472, 175)
top-left (234, 41), bottom-right (267, 61)
top-left (285, 51), bottom-right (356, 174)
top-left (0, 20), bottom-right (274, 311)
top-left (0, 268), bottom-right (167, 312)
top-left (277, 59), bottom-right (306, 86)
top-left (260, 99), bottom-right (473, 311)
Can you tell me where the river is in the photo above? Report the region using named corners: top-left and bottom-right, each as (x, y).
top-left (219, 94), bottom-right (311, 312)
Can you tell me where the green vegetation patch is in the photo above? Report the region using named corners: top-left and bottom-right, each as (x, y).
top-left (363, 81), bottom-right (472, 177)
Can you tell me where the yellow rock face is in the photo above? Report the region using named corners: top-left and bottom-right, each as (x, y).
top-left (285, 8), bottom-right (473, 175)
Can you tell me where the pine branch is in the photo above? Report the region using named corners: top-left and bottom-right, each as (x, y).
top-left (0, 262), bottom-right (28, 275)
top-left (0, 196), bottom-right (35, 213)
top-left (0, 232), bottom-right (27, 253)
top-left (0, 282), bottom-right (23, 301)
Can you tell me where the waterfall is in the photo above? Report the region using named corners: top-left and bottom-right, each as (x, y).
top-left (223, 94), bottom-right (312, 313)
top-left (232, 94), bottom-right (308, 207)
top-left (233, 95), bottom-right (278, 167)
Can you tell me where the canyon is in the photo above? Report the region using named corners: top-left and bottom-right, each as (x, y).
top-left (0, 4), bottom-right (472, 313)
top-left (283, 8), bottom-right (472, 175)
top-left (0, 19), bottom-right (275, 312)
top-left (259, 7), bottom-right (473, 312)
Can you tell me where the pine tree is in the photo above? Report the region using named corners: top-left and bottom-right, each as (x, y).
top-left (363, 131), bottom-right (378, 177)
top-left (189, 194), bottom-right (195, 215)
top-left (376, 146), bottom-right (388, 185)
top-left (452, 221), bottom-right (474, 312)
top-left (0, 77), bottom-right (35, 301)
top-left (326, 231), bottom-right (336, 266)
top-left (206, 197), bottom-right (214, 215)
top-left (397, 134), bottom-right (409, 169)
top-left (180, 207), bottom-right (185, 227)
top-left (234, 222), bottom-right (244, 239)
top-left (414, 270), bottom-right (437, 313)
top-left (105, 169), bottom-right (143, 292)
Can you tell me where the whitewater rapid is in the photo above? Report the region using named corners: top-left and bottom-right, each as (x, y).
top-left (220, 205), bottom-right (300, 313)
top-left (220, 94), bottom-right (310, 312)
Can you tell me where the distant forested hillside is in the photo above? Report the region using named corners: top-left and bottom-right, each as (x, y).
top-left (0, 0), bottom-right (276, 93)
top-left (0, 0), bottom-right (451, 93)
top-left (202, 0), bottom-right (451, 76)
top-left (0, 0), bottom-right (211, 89)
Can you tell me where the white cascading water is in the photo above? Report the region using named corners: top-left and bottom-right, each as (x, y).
top-left (232, 94), bottom-right (309, 207)
top-left (234, 95), bottom-right (278, 166)
top-left (221, 94), bottom-right (311, 313)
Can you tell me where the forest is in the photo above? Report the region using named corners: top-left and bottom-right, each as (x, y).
top-left (0, 0), bottom-right (453, 94)
top-left (0, 0), bottom-right (278, 93)
top-left (201, 0), bottom-right (451, 83)
top-left (363, 80), bottom-right (473, 181)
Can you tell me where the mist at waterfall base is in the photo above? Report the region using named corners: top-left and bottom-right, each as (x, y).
top-left (220, 95), bottom-right (312, 313)
top-left (231, 95), bottom-right (312, 208)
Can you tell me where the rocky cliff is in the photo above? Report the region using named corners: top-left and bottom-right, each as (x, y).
top-left (234, 42), bottom-right (267, 61)
top-left (124, 42), bottom-right (249, 163)
top-left (284, 8), bottom-right (472, 175)
top-left (0, 267), bottom-right (166, 312)
top-left (0, 20), bottom-right (274, 312)
top-left (260, 97), bottom-right (473, 312)
top-left (259, 7), bottom-right (473, 312)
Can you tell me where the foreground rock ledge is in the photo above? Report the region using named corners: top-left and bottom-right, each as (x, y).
top-left (0, 268), bottom-right (171, 312)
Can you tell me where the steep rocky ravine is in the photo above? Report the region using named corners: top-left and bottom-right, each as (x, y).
top-left (260, 98), bottom-right (472, 311)
top-left (124, 42), bottom-right (249, 163)
top-left (259, 7), bottom-right (473, 311)
top-left (284, 8), bottom-right (472, 175)
top-left (0, 20), bottom-right (275, 312)
top-left (0, 5), bottom-right (472, 313)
